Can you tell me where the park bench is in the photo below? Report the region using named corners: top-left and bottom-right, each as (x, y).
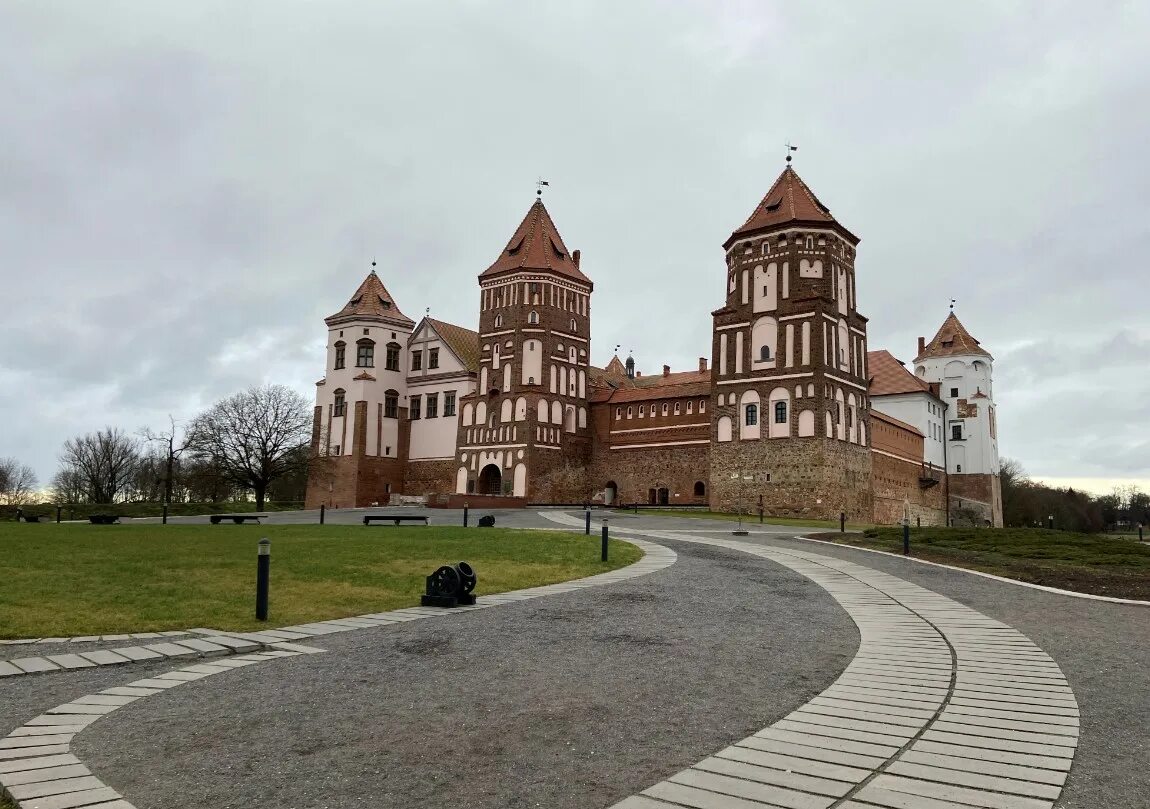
top-left (19, 513), bottom-right (43, 523)
top-left (363, 514), bottom-right (429, 526)
top-left (88, 515), bottom-right (120, 525)
top-left (209, 514), bottom-right (268, 525)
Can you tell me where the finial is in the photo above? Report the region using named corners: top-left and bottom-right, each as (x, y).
top-left (536, 177), bottom-right (550, 197)
top-left (785, 140), bottom-right (798, 164)
top-left (370, 259), bottom-right (377, 273)
top-left (950, 298), bottom-right (956, 312)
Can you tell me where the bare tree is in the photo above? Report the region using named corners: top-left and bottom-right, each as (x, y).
top-left (0, 457), bottom-right (39, 506)
top-left (186, 385), bottom-right (312, 509)
top-left (57, 427), bottom-right (142, 504)
top-left (140, 416), bottom-right (190, 505)
top-left (50, 467), bottom-right (87, 505)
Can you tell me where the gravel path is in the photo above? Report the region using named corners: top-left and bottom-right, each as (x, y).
top-left (67, 540), bottom-right (856, 808)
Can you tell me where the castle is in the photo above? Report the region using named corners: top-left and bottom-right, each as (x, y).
top-left (304, 164), bottom-right (1003, 526)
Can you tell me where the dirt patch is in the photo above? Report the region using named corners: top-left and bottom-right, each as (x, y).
top-left (394, 633), bottom-right (454, 656)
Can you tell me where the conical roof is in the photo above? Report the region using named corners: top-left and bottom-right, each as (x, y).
top-left (915, 312), bottom-right (992, 362)
top-left (480, 198), bottom-right (591, 286)
top-left (325, 270), bottom-right (415, 328)
top-left (724, 165), bottom-right (857, 248)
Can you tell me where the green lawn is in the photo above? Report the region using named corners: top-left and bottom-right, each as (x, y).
top-left (2, 501), bottom-right (304, 521)
top-left (0, 525), bottom-right (641, 638)
top-left (634, 509), bottom-right (874, 531)
top-left (813, 526), bottom-right (1150, 599)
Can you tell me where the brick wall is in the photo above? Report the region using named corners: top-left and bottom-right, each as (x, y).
top-left (709, 436), bottom-right (873, 521)
top-left (404, 459), bottom-right (457, 498)
top-left (872, 451), bottom-right (946, 525)
top-left (587, 442), bottom-right (710, 506)
top-left (950, 473), bottom-right (1003, 527)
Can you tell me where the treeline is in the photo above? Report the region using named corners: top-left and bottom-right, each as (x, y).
top-left (1001, 459), bottom-right (1148, 533)
top-left (14, 384), bottom-right (320, 510)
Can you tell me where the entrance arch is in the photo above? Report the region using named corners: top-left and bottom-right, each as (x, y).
top-left (478, 464), bottom-right (502, 495)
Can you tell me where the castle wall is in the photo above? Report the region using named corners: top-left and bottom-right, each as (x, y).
top-left (872, 451), bottom-right (946, 525)
top-left (404, 458), bottom-right (458, 498)
top-left (588, 441), bottom-right (710, 507)
top-left (949, 473), bottom-right (1004, 527)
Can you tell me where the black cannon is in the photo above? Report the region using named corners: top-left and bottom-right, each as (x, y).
top-left (477, 514), bottom-right (496, 528)
top-left (420, 561), bottom-right (477, 608)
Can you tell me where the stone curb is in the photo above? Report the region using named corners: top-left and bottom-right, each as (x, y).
top-left (0, 633), bottom-right (192, 648)
top-left (795, 533), bottom-right (1150, 607)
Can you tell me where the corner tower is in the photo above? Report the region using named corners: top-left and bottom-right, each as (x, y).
top-left (454, 196), bottom-right (593, 501)
top-left (304, 268), bottom-right (415, 508)
top-left (915, 312), bottom-right (1002, 526)
top-left (709, 164), bottom-right (873, 519)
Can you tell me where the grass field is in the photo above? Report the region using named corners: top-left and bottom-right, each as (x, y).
top-left (2, 501), bottom-right (304, 521)
top-left (635, 509), bottom-right (874, 531)
top-left (810, 526), bottom-right (1150, 599)
top-left (0, 525), bottom-right (641, 638)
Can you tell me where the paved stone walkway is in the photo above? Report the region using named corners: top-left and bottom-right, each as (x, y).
top-left (539, 516), bottom-right (1078, 809)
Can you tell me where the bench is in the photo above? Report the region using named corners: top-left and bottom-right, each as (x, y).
top-left (363, 514), bottom-right (429, 526)
top-left (20, 514), bottom-right (43, 523)
top-left (209, 514), bottom-right (268, 525)
top-left (88, 515), bottom-right (120, 525)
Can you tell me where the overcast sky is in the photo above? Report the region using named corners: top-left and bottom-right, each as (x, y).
top-left (1, 0), bottom-right (1147, 496)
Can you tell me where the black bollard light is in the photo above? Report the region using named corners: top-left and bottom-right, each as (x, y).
top-left (1047, 515), bottom-right (1054, 531)
top-left (601, 518), bottom-right (609, 562)
top-left (162, 504), bottom-right (168, 525)
top-left (585, 507), bottom-right (591, 535)
top-left (1139, 524), bottom-right (1144, 542)
top-left (759, 506), bottom-right (764, 524)
top-left (56, 505), bottom-right (62, 524)
top-left (840, 512), bottom-right (846, 533)
top-left (463, 503), bottom-right (469, 528)
top-left (903, 521), bottom-right (910, 555)
top-left (916, 515), bottom-right (921, 528)
top-left (256, 538), bottom-right (271, 621)
top-left (319, 504), bottom-right (325, 525)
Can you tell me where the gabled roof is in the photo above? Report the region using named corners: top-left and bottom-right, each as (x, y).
top-left (589, 366), bottom-right (711, 405)
top-left (422, 317), bottom-right (480, 373)
top-left (603, 355), bottom-right (627, 378)
top-left (915, 313), bottom-right (992, 362)
top-left (867, 350), bottom-right (932, 397)
top-left (325, 270), bottom-right (415, 328)
top-left (480, 198), bottom-right (591, 286)
top-left (725, 165), bottom-right (858, 248)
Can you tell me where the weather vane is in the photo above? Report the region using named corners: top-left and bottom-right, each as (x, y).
top-left (536, 177), bottom-right (550, 197)
top-left (950, 298), bottom-right (956, 312)
top-left (785, 140), bottom-right (798, 164)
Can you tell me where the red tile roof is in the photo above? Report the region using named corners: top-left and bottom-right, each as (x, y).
top-left (589, 367), bottom-right (711, 405)
top-left (867, 350), bottom-right (931, 397)
top-left (725, 165), bottom-right (858, 248)
top-left (480, 198), bottom-right (591, 286)
top-left (426, 317), bottom-right (480, 373)
top-left (915, 313), bottom-right (991, 362)
top-left (325, 271), bottom-right (415, 328)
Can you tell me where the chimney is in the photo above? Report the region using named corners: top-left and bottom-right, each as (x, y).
top-left (699, 357), bottom-right (708, 373)
top-left (917, 336), bottom-right (925, 355)
top-left (663, 364), bottom-right (670, 377)
top-left (636, 371), bottom-right (642, 378)
top-left (572, 249), bottom-right (581, 268)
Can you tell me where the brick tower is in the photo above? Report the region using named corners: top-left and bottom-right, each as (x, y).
top-left (453, 195), bottom-right (593, 501)
top-left (914, 312), bottom-right (1003, 526)
top-left (304, 269), bottom-right (415, 508)
top-left (709, 163), bottom-right (873, 519)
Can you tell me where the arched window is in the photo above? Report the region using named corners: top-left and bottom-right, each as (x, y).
top-left (570, 318), bottom-right (577, 332)
top-left (384, 389), bottom-right (399, 419)
top-left (694, 481), bottom-right (706, 496)
top-left (494, 314), bottom-right (503, 327)
top-left (805, 235), bottom-right (814, 249)
top-left (661, 403), bottom-right (669, 416)
top-left (760, 345), bottom-right (772, 362)
top-left (745, 404), bottom-right (758, 426)
top-left (333, 341), bottom-right (346, 370)
top-left (775, 401), bottom-right (787, 424)
top-left (529, 310), bottom-right (539, 324)
top-left (356, 339), bottom-right (375, 368)
top-left (673, 402), bottom-right (681, 415)
top-left (333, 389), bottom-right (346, 417)
top-left (699, 400), bottom-right (706, 413)
top-left (384, 342), bottom-right (400, 371)
top-left (615, 407), bottom-right (621, 419)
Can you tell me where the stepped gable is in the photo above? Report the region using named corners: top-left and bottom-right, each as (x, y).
top-left (915, 312), bottom-right (992, 362)
top-left (725, 165), bottom-right (858, 248)
top-left (426, 317), bottom-right (480, 372)
top-left (325, 270), bottom-right (415, 327)
top-left (480, 198), bottom-right (591, 285)
top-left (867, 350), bottom-right (930, 396)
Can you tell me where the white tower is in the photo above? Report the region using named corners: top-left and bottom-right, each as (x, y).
top-left (914, 312), bottom-right (1002, 526)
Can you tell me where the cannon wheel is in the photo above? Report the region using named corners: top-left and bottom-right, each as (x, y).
top-left (430, 565), bottom-right (460, 597)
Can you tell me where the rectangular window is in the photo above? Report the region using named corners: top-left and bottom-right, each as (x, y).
top-left (333, 396), bottom-right (346, 417)
top-left (412, 351), bottom-right (423, 371)
top-left (426, 393), bottom-right (439, 418)
top-left (330, 444), bottom-right (341, 455)
top-left (410, 395), bottom-right (422, 420)
top-left (385, 344), bottom-right (400, 371)
top-left (384, 394), bottom-right (398, 419)
top-left (443, 391), bottom-right (456, 417)
top-left (356, 343), bottom-right (374, 367)
top-left (334, 344), bottom-right (345, 370)
top-left (951, 424), bottom-right (962, 441)
top-left (950, 387), bottom-right (959, 398)
top-left (429, 348), bottom-right (439, 369)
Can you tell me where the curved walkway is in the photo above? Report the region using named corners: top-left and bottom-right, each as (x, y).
top-left (542, 514), bottom-right (1079, 809)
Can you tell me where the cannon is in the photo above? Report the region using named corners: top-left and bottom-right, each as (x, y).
top-left (477, 514), bottom-right (496, 528)
top-left (420, 561), bottom-right (477, 608)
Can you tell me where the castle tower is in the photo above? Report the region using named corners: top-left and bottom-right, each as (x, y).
top-left (304, 269), bottom-right (415, 508)
top-left (914, 312), bottom-right (1003, 526)
top-left (453, 197), bottom-right (593, 501)
top-left (709, 164), bottom-right (873, 519)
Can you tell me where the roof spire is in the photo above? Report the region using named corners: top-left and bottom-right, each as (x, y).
top-left (785, 140), bottom-right (798, 165)
top-left (536, 177), bottom-right (550, 198)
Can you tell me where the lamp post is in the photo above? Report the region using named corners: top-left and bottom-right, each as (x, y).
top-left (1047, 514), bottom-right (1054, 531)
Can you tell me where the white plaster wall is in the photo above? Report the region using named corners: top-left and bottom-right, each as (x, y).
top-left (870, 392), bottom-right (945, 468)
top-left (408, 377), bottom-right (470, 459)
top-left (918, 352), bottom-right (1000, 475)
top-left (753, 263), bottom-right (778, 312)
top-left (522, 339), bottom-right (543, 385)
